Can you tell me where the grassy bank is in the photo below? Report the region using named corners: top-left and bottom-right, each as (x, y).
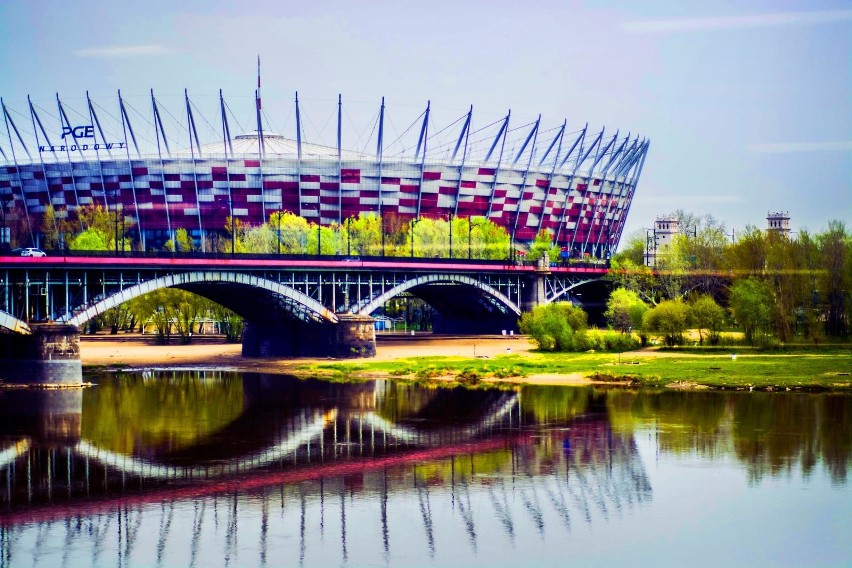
top-left (305, 348), bottom-right (852, 391)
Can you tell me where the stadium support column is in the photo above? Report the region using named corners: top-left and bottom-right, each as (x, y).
top-left (576, 131), bottom-right (615, 256)
top-left (553, 125), bottom-right (586, 245)
top-left (86, 92), bottom-right (111, 221)
top-left (414, 100), bottom-right (430, 218)
top-left (0, 323), bottom-right (82, 385)
top-left (451, 105), bottom-right (472, 220)
top-left (294, 91), bottom-right (302, 219)
top-left (151, 90), bottom-right (173, 243)
top-left (593, 136), bottom-right (640, 257)
top-left (2, 98), bottom-right (34, 246)
top-left (610, 140), bottom-right (649, 251)
top-left (337, 94), bottom-right (343, 224)
top-left (185, 89), bottom-right (205, 252)
top-left (220, 90), bottom-right (235, 253)
top-left (534, 119), bottom-right (566, 236)
top-left (511, 115), bottom-right (540, 239)
top-left (119, 90), bottom-right (144, 249)
top-left (584, 132), bottom-right (628, 256)
top-left (485, 111), bottom-right (510, 219)
top-left (27, 97), bottom-right (56, 243)
top-left (567, 127), bottom-right (604, 255)
top-left (257, 88), bottom-right (267, 223)
top-left (376, 97), bottom-right (385, 254)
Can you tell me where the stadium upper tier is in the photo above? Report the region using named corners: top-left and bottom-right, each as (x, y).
top-left (0, 91), bottom-right (648, 256)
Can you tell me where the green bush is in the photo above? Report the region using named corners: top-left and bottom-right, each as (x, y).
top-left (586, 331), bottom-right (642, 352)
top-left (518, 302), bottom-right (589, 352)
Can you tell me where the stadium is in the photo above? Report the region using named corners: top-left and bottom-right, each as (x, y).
top-left (0, 88), bottom-right (649, 257)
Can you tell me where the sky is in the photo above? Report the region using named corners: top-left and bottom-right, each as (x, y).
top-left (0, 0), bottom-right (849, 245)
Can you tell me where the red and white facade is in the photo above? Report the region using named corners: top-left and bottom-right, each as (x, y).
top-left (0, 93), bottom-right (648, 257)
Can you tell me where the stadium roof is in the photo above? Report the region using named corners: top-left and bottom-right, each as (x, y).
top-left (190, 131), bottom-right (370, 160)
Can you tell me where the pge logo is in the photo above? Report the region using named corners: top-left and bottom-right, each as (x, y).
top-left (61, 125), bottom-right (95, 140)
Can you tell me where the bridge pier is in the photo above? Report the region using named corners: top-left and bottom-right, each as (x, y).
top-left (242, 314), bottom-right (376, 359)
top-left (0, 323), bottom-right (83, 386)
top-left (521, 253), bottom-right (551, 312)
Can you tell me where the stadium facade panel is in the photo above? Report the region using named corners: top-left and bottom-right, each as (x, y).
top-left (0, 92), bottom-right (649, 257)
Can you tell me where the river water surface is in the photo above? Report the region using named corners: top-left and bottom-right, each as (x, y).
top-left (1, 370), bottom-right (850, 567)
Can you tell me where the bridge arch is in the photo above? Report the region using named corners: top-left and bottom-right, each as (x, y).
top-left (59, 271), bottom-right (339, 328)
top-left (0, 311), bottom-right (32, 335)
top-left (355, 273), bottom-right (521, 317)
top-left (545, 277), bottom-right (604, 304)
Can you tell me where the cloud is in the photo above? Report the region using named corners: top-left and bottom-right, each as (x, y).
top-left (622, 9), bottom-right (852, 33)
top-left (74, 45), bottom-right (173, 58)
top-left (746, 141), bottom-right (852, 154)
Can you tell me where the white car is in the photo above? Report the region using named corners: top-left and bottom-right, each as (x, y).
top-left (20, 248), bottom-right (47, 257)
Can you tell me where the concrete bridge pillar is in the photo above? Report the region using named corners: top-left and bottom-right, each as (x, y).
top-left (0, 323), bottom-right (83, 386)
top-left (241, 314), bottom-right (376, 359)
top-left (332, 314), bottom-right (376, 358)
top-left (521, 252), bottom-right (551, 312)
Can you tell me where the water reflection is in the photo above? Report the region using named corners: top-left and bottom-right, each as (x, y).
top-left (606, 390), bottom-right (852, 484)
top-left (0, 372), bottom-right (850, 567)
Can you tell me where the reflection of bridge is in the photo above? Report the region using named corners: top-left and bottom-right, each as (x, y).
top-left (0, 383), bottom-right (650, 567)
top-left (0, 254), bottom-right (608, 383)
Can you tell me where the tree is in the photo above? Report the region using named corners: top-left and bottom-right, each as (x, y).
top-left (40, 204), bottom-right (60, 250)
top-left (527, 229), bottom-right (553, 262)
top-left (729, 277), bottom-right (774, 345)
top-left (726, 225), bottom-right (766, 275)
top-left (689, 295), bottom-right (725, 345)
top-left (613, 230), bottom-right (645, 266)
top-left (67, 205), bottom-right (135, 251)
top-left (69, 228), bottom-right (110, 251)
top-left (642, 299), bottom-right (689, 347)
top-left (519, 302), bottom-right (588, 351)
top-left (605, 288), bottom-right (648, 334)
top-left (608, 256), bottom-right (660, 305)
top-left (818, 221), bottom-right (850, 337)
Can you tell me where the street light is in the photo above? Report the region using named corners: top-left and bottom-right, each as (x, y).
top-left (448, 212), bottom-right (454, 259)
top-left (346, 216), bottom-right (353, 257)
top-left (410, 217), bottom-right (422, 258)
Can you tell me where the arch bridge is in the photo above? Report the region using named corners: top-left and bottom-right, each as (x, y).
top-left (0, 254), bottom-right (608, 382)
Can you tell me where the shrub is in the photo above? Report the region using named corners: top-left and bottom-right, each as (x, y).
top-left (519, 302), bottom-right (589, 352)
top-left (643, 300), bottom-right (689, 347)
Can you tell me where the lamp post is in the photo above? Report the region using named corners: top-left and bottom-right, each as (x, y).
top-left (448, 212), bottom-right (454, 259)
top-left (410, 217), bottom-right (422, 258)
top-left (113, 191), bottom-right (120, 255)
top-left (643, 227), bottom-right (656, 267)
top-left (346, 216), bottom-right (353, 257)
top-left (277, 211), bottom-right (281, 255)
top-left (380, 214), bottom-right (385, 257)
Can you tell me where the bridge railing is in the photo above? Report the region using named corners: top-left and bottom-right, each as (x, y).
top-left (0, 249), bottom-right (610, 269)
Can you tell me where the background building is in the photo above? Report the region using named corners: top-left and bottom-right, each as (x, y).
top-left (766, 211), bottom-right (791, 236)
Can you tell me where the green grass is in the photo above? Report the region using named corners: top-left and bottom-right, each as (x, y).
top-left (309, 348), bottom-right (852, 391)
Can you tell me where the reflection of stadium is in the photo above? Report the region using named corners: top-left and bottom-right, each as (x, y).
top-left (0, 92), bottom-right (648, 257)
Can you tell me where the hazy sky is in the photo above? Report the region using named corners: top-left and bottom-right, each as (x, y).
top-left (1, 0), bottom-right (849, 243)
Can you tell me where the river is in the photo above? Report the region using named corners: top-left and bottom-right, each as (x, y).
top-left (1, 370), bottom-right (850, 567)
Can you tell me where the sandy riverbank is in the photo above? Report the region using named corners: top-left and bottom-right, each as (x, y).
top-left (80, 334), bottom-right (595, 386)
